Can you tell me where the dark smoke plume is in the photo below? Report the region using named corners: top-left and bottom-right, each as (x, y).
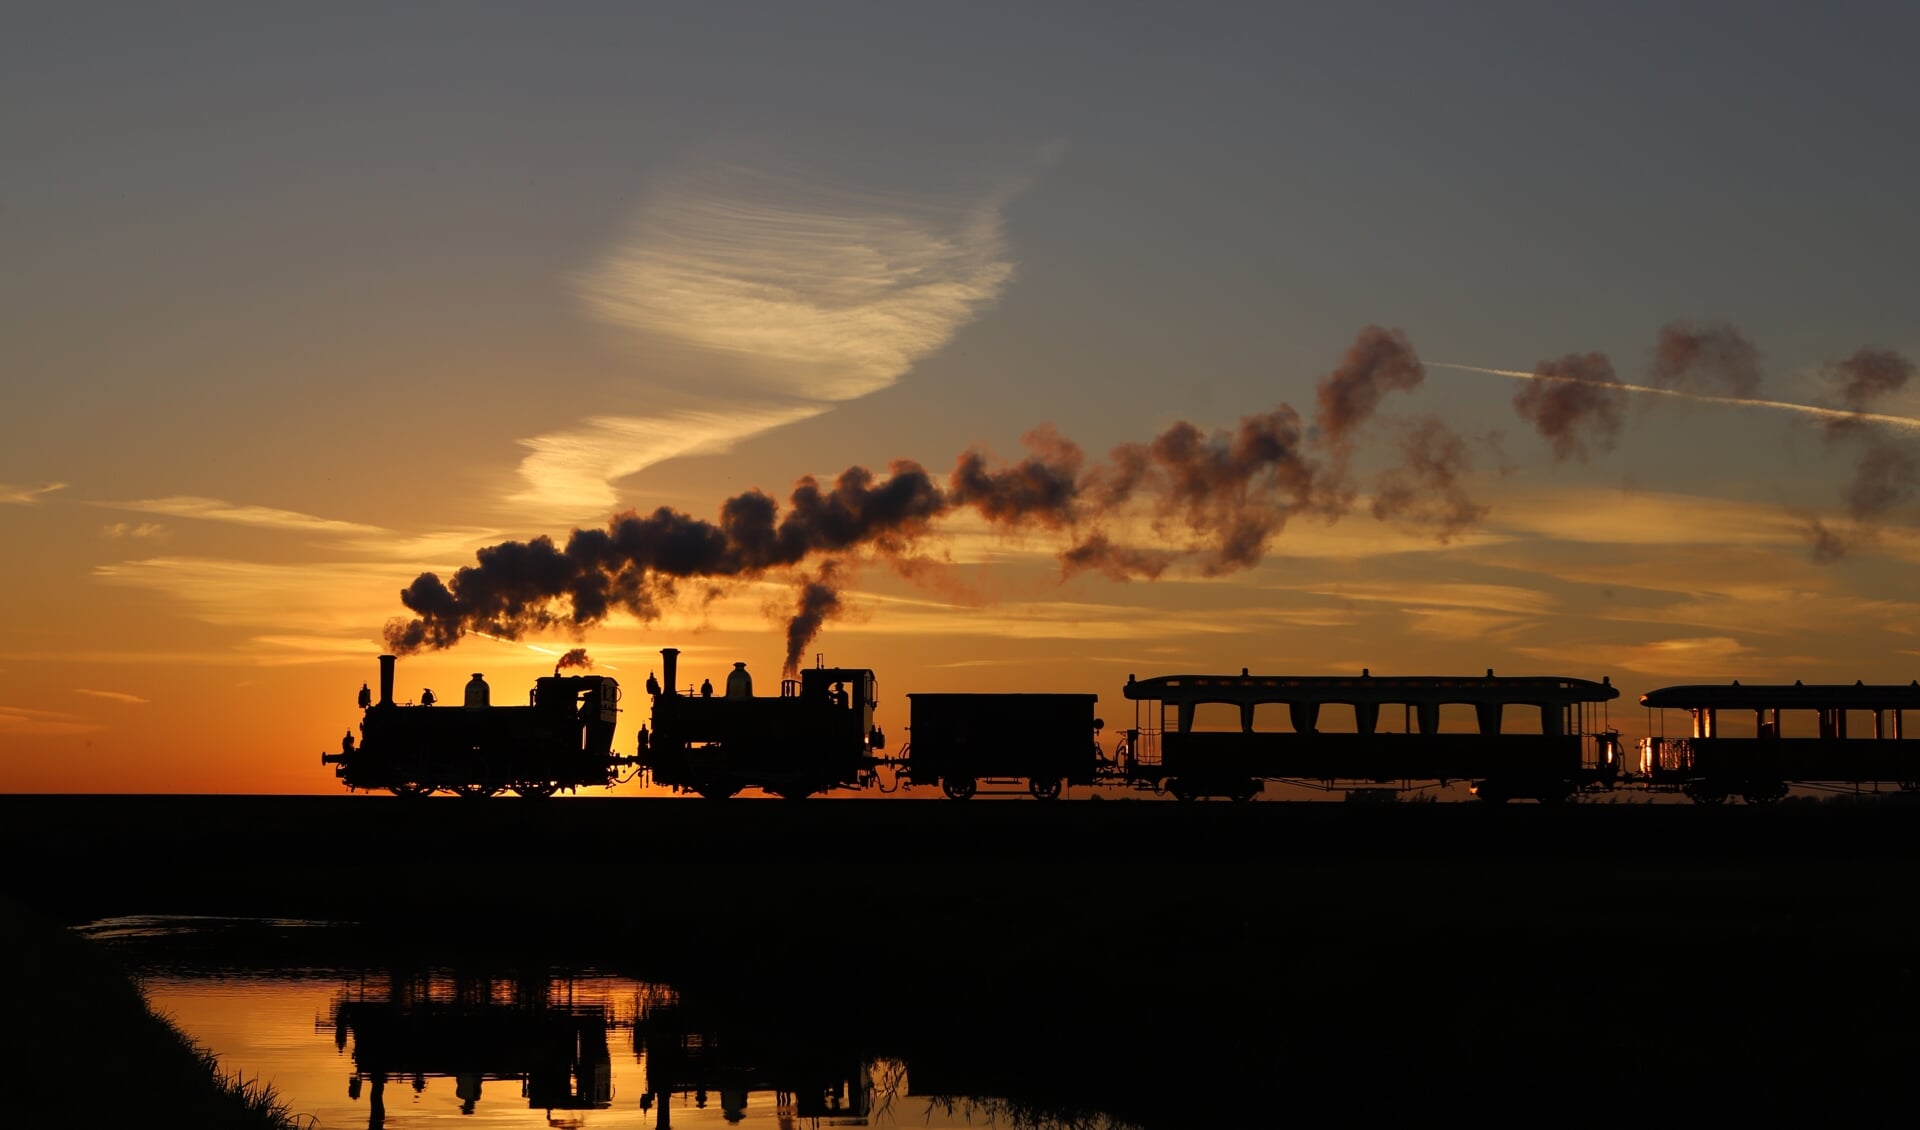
top-left (1829, 348), bottom-right (1914, 413)
top-left (385, 325), bottom-right (1479, 664)
top-left (1371, 417), bottom-right (1489, 541)
top-left (1800, 517), bottom-right (1849, 564)
top-left (555, 647), bottom-right (593, 672)
top-left (948, 424), bottom-right (1085, 529)
top-left (1804, 347), bottom-right (1918, 561)
top-left (784, 560), bottom-right (844, 673)
top-left (1650, 320), bottom-right (1762, 397)
top-left (1512, 352), bottom-right (1627, 463)
top-left (1315, 325), bottom-right (1426, 443)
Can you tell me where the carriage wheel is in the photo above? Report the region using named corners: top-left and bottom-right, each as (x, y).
top-left (942, 776), bottom-right (977, 801)
top-left (771, 785), bottom-right (815, 800)
top-left (513, 781), bottom-right (558, 799)
top-left (1231, 781), bottom-right (1258, 802)
top-left (695, 784), bottom-right (739, 800)
top-left (1028, 776), bottom-right (1063, 801)
top-left (451, 783), bottom-right (498, 800)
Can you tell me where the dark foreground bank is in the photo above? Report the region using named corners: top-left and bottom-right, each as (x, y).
top-left (0, 894), bottom-right (307, 1128)
top-left (9, 795), bottom-right (1920, 1124)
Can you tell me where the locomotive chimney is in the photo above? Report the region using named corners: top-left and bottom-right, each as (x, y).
top-left (378, 654), bottom-right (395, 707)
top-left (661, 648), bottom-right (680, 697)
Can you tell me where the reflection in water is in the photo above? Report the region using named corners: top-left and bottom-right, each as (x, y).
top-left (321, 968), bottom-right (620, 1125)
top-left (87, 918), bottom-right (1124, 1130)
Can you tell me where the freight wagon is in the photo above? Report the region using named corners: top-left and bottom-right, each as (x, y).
top-left (901, 693), bottom-right (1103, 799)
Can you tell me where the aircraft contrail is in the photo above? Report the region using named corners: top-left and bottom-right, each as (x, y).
top-left (1431, 362), bottom-right (1920, 435)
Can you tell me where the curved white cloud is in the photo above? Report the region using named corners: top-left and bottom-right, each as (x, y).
top-left (576, 159), bottom-right (1018, 402)
top-left (509, 403), bottom-right (829, 517)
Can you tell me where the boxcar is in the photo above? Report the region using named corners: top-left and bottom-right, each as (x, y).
top-left (904, 693), bottom-right (1102, 799)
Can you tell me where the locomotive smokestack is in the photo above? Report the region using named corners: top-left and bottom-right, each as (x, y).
top-left (378, 654), bottom-right (395, 707)
top-left (661, 648), bottom-right (680, 697)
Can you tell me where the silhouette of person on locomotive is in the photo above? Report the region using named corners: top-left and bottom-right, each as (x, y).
top-left (357, 682), bottom-right (371, 709)
top-left (646, 671), bottom-right (661, 696)
top-left (830, 682), bottom-right (848, 709)
top-left (420, 688), bottom-right (436, 706)
top-left (341, 730), bottom-right (355, 754)
top-left (700, 677), bottom-right (713, 697)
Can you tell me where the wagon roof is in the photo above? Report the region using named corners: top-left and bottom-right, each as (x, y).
top-left (1123, 672), bottom-right (1617, 705)
top-left (1640, 682), bottom-right (1920, 709)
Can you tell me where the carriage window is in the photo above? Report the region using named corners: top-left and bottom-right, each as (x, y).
top-left (1250, 703), bottom-right (1296, 733)
top-left (1775, 710), bottom-right (1819, 739)
top-left (1316, 703), bottom-right (1358, 734)
top-left (1500, 705), bottom-right (1547, 735)
top-left (1713, 710), bottom-right (1758, 739)
top-left (1436, 703), bottom-right (1481, 733)
top-left (1845, 709), bottom-right (1881, 739)
top-left (1189, 702), bottom-right (1243, 732)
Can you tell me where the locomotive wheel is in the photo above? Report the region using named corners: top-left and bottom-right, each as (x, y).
top-left (1231, 782), bottom-right (1258, 802)
top-left (513, 782), bottom-right (558, 799)
top-left (942, 776), bottom-right (977, 801)
top-left (389, 783), bottom-right (433, 799)
top-left (771, 786), bottom-right (815, 800)
top-left (1028, 776), bottom-right (1063, 801)
top-left (695, 784), bottom-right (740, 800)
top-left (1167, 781), bottom-right (1194, 802)
top-left (451, 783), bottom-right (498, 799)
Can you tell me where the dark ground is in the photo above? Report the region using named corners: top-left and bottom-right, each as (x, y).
top-left (7, 795), bottom-right (1920, 1125)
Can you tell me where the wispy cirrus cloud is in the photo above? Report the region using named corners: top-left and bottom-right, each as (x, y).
top-left (1, 482), bottom-right (67, 504)
top-left (93, 497), bottom-right (385, 536)
top-left (0, 705), bottom-right (101, 736)
top-left (73, 689), bottom-right (148, 705)
top-left (93, 557), bottom-right (409, 634)
top-left (509, 403), bottom-right (829, 518)
top-left (102, 522), bottom-right (167, 539)
top-left (511, 152), bottom-right (1024, 522)
top-left (576, 157), bottom-right (1018, 401)
top-left (1515, 635), bottom-right (1766, 678)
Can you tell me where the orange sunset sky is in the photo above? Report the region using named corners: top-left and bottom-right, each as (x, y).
top-left (3, 4), bottom-right (1917, 793)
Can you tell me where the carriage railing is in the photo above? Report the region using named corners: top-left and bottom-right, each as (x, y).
top-left (1638, 736), bottom-right (1695, 777)
top-left (1113, 725), bottom-right (1163, 775)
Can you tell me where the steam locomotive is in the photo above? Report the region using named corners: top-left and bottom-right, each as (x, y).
top-left (322, 654), bottom-right (629, 797)
top-left (322, 650), bottom-right (1920, 802)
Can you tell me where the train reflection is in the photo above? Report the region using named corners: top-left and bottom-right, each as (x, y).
top-left (320, 966), bottom-right (875, 1127)
top-left (320, 968), bottom-right (619, 1125)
